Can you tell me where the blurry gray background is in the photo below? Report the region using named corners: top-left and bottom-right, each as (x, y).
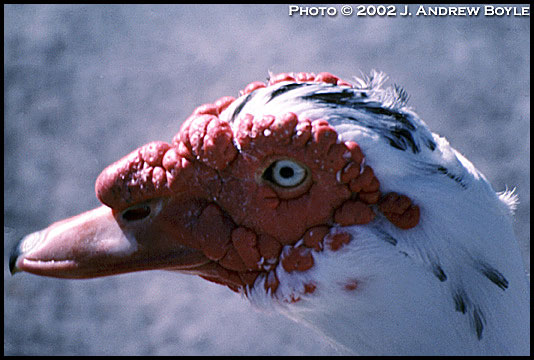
top-left (4, 4), bottom-right (530, 355)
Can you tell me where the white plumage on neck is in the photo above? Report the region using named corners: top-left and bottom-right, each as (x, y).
top-left (234, 76), bottom-right (529, 355)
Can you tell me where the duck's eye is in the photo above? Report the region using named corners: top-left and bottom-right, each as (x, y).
top-left (263, 159), bottom-right (307, 188)
top-left (122, 205), bottom-right (151, 222)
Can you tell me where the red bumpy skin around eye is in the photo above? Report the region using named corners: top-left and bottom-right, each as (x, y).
top-left (379, 192), bottom-right (421, 229)
top-left (93, 72), bottom-right (421, 296)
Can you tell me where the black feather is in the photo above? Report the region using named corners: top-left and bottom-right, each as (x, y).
top-left (268, 83), bottom-right (309, 102)
top-left (436, 166), bottom-right (467, 189)
top-left (472, 306), bottom-right (486, 340)
top-left (230, 92), bottom-right (254, 123)
top-left (480, 263), bottom-right (509, 291)
top-left (453, 291), bottom-right (467, 314)
top-left (431, 264), bottom-right (448, 282)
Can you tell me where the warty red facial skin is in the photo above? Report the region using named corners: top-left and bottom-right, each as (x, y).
top-left (10, 72), bottom-right (418, 292)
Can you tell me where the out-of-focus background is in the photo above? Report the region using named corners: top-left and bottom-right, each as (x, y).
top-left (4, 4), bottom-right (530, 355)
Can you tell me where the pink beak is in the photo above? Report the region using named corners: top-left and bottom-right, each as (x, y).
top-left (10, 203), bottom-right (210, 279)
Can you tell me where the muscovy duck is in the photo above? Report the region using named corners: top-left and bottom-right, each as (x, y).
top-left (10, 71), bottom-right (530, 355)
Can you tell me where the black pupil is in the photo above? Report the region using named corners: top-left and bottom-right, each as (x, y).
top-left (122, 205), bottom-right (151, 221)
top-left (279, 166), bottom-right (294, 178)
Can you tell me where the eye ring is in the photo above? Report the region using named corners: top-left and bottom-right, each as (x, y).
top-left (263, 159), bottom-right (308, 188)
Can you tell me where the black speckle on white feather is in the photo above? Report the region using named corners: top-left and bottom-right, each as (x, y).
top-left (301, 87), bottom-right (363, 106)
top-left (230, 92), bottom-right (255, 123)
top-left (472, 306), bottom-right (486, 340)
top-left (425, 138), bottom-right (437, 151)
top-left (431, 263), bottom-right (447, 282)
top-left (374, 228), bottom-right (398, 246)
top-left (228, 72), bottom-right (439, 156)
top-left (452, 289), bottom-right (487, 340)
top-left (435, 165), bottom-right (468, 189)
top-left (417, 163), bottom-right (469, 189)
top-left (299, 87), bottom-right (434, 154)
top-left (453, 290), bottom-right (468, 314)
top-left (479, 263), bottom-right (509, 291)
top-left (360, 105), bottom-right (416, 131)
top-left (267, 83), bottom-right (311, 102)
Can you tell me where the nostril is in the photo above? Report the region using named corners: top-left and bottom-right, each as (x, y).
top-left (122, 205), bottom-right (151, 222)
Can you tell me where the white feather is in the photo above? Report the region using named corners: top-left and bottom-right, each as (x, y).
top-left (222, 74), bottom-right (530, 355)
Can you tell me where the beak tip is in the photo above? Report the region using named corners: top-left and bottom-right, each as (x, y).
top-left (9, 238), bottom-right (23, 275)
